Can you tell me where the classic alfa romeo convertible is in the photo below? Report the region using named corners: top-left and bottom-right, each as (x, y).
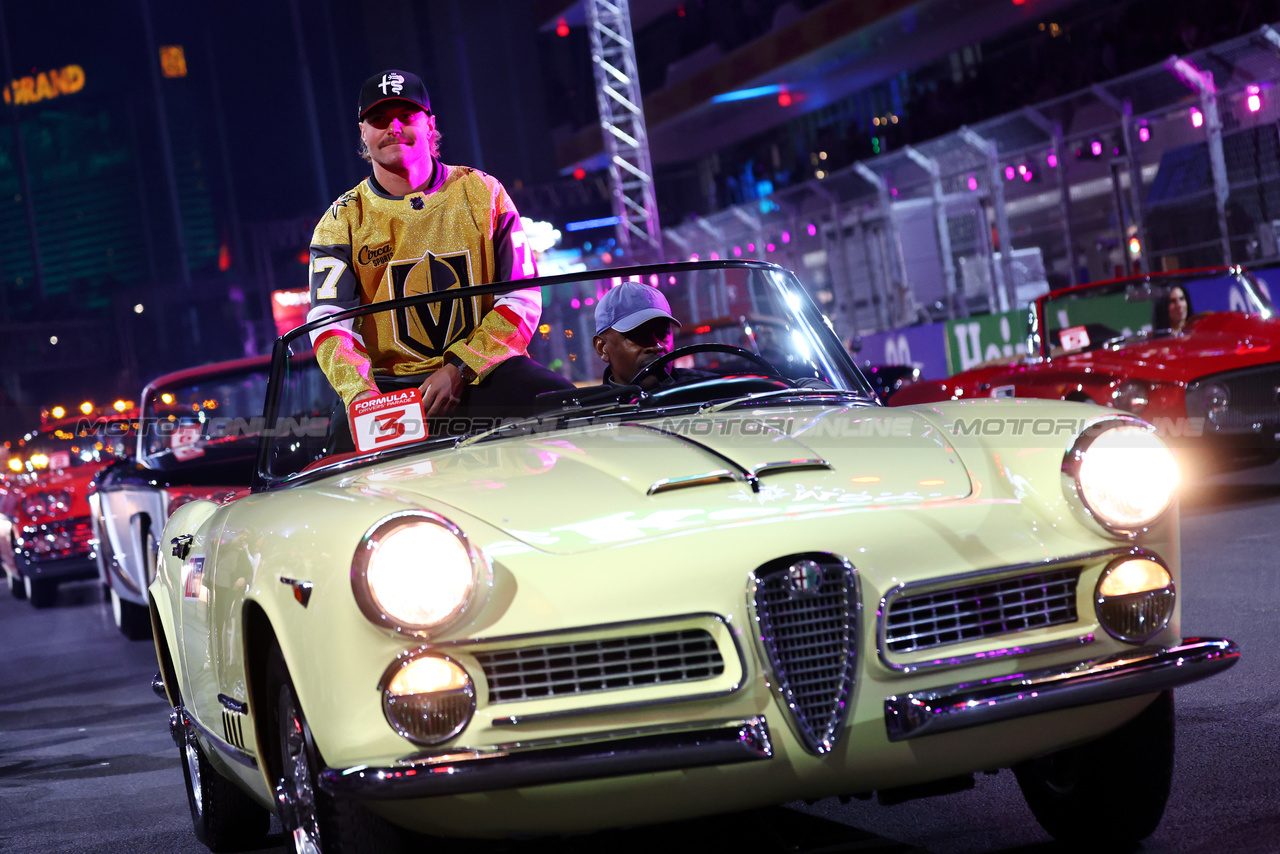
top-left (149, 260), bottom-right (1238, 853)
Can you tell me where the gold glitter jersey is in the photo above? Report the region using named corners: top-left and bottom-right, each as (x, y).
top-left (307, 163), bottom-right (540, 406)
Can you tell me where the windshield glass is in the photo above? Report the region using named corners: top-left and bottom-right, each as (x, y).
top-left (141, 357), bottom-right (329, 472)
top-left (1037, 269), bottom-right (1275, 356)
top-left (258, 261), bottom-right (873, 487)
top-left (18, 419), bottom-right (135, 473)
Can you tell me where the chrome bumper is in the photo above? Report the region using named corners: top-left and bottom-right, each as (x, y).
top-left (884, 637), bottom-right (1239, 742)
top-left (318, 717), bottom-right (772, 800)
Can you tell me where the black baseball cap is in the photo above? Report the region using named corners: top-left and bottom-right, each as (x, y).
top-left (358, 70), bottom-right (431, 119)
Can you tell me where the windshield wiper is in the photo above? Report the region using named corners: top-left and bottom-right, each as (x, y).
top-left (698, 387), bottom-right (874, 414)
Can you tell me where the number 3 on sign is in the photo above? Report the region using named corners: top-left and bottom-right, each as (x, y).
top-left (350, 389), bottom-right (427, 453)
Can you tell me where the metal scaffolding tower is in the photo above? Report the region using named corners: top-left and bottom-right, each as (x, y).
top-left (585, 0), bottom-right (663, 262)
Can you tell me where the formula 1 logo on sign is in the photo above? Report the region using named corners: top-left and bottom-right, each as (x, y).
top-left (350, 389), bottom-right (427, 453)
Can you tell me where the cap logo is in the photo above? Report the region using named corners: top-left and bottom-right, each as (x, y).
top-left (379, 73), bottom-right (405, 95)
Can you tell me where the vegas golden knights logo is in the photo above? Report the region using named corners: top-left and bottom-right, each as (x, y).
top-left (387, 251), bottom-right (480, 357)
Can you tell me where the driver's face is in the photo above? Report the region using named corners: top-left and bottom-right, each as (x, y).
top-left (593, 318), bottom-right (675, 384)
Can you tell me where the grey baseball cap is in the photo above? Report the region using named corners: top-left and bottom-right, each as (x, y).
top-left (594, 282), bottom-right (680, 336)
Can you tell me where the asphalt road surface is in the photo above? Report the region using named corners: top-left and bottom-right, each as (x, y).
top-left (1, 461), bottom-right (1277, 854)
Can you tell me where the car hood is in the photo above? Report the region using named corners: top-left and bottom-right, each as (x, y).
top-left (341, 406), bottom-right (971, 554)
top-left (1050, 316), bottom-right (1280, 383)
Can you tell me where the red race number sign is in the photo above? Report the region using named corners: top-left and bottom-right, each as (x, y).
top-left (350, 389), bottom-right (428, 453)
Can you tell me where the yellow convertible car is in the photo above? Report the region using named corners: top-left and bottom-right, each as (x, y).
top-left (149, 260), bottom-right (1238, 853)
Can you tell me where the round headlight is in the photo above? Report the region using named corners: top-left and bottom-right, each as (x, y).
top-left (1111, 380), bottom-right (1150, 414)
top-left (380, 652), bottom-right (475, 745)
top-left (1185, 380), bottom-right (1230, 425)
top-left (1095, 555), bottom-right (1175, 642)
top-left (1063, 421), bottom-right (1179, 536)
top-left (352, 512), bottom-right (483, 634)
top-left (22, 494), bottom-right (48, 518)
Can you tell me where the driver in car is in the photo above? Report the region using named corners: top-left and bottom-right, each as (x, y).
top-left (593, 282), bottom-right (703, 389)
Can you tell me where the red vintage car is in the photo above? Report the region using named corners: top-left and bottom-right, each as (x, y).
top-left (890, 268), bottom-right (1280, 472)
top-left (3, 405), bottom-right (138, 606)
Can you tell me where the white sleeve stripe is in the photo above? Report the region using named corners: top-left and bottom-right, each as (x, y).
top-left (306, 304), bottom-right (366, 349)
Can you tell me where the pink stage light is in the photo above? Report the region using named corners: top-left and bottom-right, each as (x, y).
top-left (967, 174), bottom-right (978, 190)
top-left (1047, 153), bottom-right (1058, 168)
top-left (781, 231), bottom-right (791, 243)
top-left (806, 222), bottom-right (817, 237)
top-left (1138, 125), bottom-right (1150, 142)
top-left (733, 245), bottom-right (742, 256)
top-left (1247, 85), bottom-right (1262, 113)
top-left (1191, 107), bottom-right (1204, 128)
top-left (1090, 140), bottom-right (1103, 156)
top-left (1004, 165), bottom-right (1016, 180)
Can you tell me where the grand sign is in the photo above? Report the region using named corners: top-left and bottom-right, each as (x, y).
top-left (3, 65), bottom-right (85, 106)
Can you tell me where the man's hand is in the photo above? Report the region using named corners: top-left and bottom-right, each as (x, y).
top-left (419, 363), bottom-right (465, 417)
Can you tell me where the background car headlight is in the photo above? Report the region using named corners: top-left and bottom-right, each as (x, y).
top-left (1185, 380), bottom-right (1230, 425)
top-left (1111, 380), bottom-right (1150, 414)
top-left (380, 653), bottom-right (475, 745)
top-left (1095, 555), bottom-right (1175, 642)
top-left (352, 512), bottom-right (482, 633)
top-left (22, 494), bottom-right (48, 517)
top-left (1063, 421), bottom-right (1179, 535)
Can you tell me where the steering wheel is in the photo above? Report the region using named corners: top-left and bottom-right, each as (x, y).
top-left (630, 343), bottom-right (788, 387)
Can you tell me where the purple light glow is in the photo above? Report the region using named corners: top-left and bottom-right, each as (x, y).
top-left (1022, 170), bottom-right (1033, 182)
top-left (806, 222), bottom-right (817, 237)
top-left (766, 243), bottom-right (776, 252)
top-left (1191, 107), bottom-right (1204, 128)
top-left (1090, 140), bottom-right (1103, 156)
top-left (967, 175), bottom-right (978, 191)
top-left (1004, 166), bottom-right (1015, 180)
top-left (689, 253), bottom-right (699, 261)
top-left (1248, 85), bottom-right (1262, 113)
top-left (1047, 153), bottom-right (1058, 168)
top-left (747, 243), bottom-right (755, 252)
top-left (570, 298), bottom-right (580, 308)
top-left (733, 245), bottom-right (742, 256)
top-left (1138, 126), bottom-right (1150, 142)
top-left (781, 231), bottom-right (791, 243)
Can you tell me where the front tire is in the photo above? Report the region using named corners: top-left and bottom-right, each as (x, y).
top-left (7, 570), bottom-right (26, 600)
top-left (177, 717), bottom-right (271, 852)
top-left (111, 587), bottom-right (153, 641)
top-left (268, 645), bottom-right (406, 854)
top-left (1014, 691), bottom-right (1175, 848)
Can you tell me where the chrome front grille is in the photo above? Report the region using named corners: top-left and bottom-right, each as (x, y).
top-left (1211, 363), bottom-right (1280, 431)
top-left (884, 566), bottom-right (1080, 655)
top-left (750, 555), bottom-right (858, 755)
top-left (475, 629), bottom-right (724, 703)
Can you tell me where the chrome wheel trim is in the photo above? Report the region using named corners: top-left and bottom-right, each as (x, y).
top-left (184, 738), bottom-right (203, 817)
top-left (110, 588), bottom-right (123, 629)
top-left (281, 692), bottom-right (321, 854)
